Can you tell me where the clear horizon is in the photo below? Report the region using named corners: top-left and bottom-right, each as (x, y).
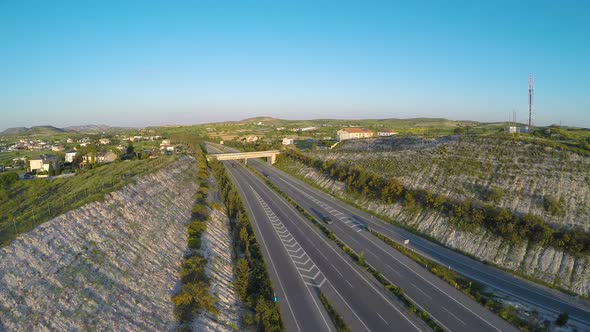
top-left (1, 1), bottom-right (589, 130)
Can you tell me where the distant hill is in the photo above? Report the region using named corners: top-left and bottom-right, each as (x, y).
top-left (0, 124), bottom-right (133, 136)
top-left (0, 126), bottom-right (65, 136)
top-left (63, 124), bottom-right (114, 133)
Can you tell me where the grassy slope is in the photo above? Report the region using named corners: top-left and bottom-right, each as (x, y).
top-left (0, 155), bottom-right (179, 247)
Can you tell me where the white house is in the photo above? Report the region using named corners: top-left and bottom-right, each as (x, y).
top-left (377, 129), bottom-right (398, 137)
top-left (65, 150), bottom-right (77, 163)
top-left (336, 128), bottom-right (374, 141)
top-left (29, 155), bottom-right (60, 173)
top-left (99, 138), bottom-right (111, 145)
top-left (282, 137), bottom-right (295, 145)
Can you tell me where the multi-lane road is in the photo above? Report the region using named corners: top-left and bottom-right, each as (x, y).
top-left (247, 158), bottom-right (590, 329)
top-left (207, 143), bottom-right (590, 331)
top-left (210, 145), bottom-right (431, 331)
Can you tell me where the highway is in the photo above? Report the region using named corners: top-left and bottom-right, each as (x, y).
top-left (246, 156), bottom-right (590, 330)
top-left (246, 158), bottom-right (517, 332)
top-left (216, 153), bottom-right (430, 331)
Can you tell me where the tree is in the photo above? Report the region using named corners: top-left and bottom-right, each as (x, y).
top-left (555, 311), bottom-right (569, 326)
top-left (234, 258), bottom-right (250, 300)
top-left (48, 164), bottom-right (56, 177)
top-left (126, 142), bottom-right (134, 156)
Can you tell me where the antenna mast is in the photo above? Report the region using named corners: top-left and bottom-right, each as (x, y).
top-left (528, 74), bottom-right (534, 129)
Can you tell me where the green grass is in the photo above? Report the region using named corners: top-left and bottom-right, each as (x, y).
top-left (0, 155), bottom-right (178, 247)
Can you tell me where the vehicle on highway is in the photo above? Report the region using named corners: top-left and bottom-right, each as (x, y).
top-left (322, 216), bottom-right (333, 224)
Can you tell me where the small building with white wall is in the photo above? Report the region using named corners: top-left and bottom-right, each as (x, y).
top-left (336, 128), bottom-right (374, 141)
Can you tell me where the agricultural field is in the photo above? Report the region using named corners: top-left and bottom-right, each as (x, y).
top-left (308, 134), bottom-right (590, 230)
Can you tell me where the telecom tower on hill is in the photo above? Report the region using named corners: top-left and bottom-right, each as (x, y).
top-left (528, 74), bottom-right (534, 129)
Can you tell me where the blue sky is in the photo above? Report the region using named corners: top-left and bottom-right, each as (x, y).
top-left (1, 0), bottom-right (588, 130)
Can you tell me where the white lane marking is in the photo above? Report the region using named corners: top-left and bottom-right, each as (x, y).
top-left (377, 313), bottom-right (390, 326)
top-left (387, 264), bottom-right (401, 277)
top-left (443, 307), bottom-right (467, 326)
top-left (366, 249), bottom-right (380, 259)
top-left (345, 280), bottom-right (355, 288)
top-left (331, 264), bottom-right (344, 278)
top-left (410, 282), bottom-right (432, 300)
top-left (252, 188), bottom-right (326, 288)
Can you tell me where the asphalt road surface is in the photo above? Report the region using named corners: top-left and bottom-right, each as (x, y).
top-left (220, 156), bottom-right (430, 331)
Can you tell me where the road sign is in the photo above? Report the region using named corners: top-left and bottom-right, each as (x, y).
top-left (273, 296), bottom-right (279, 302)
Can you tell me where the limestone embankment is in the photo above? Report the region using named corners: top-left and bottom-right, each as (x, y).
top-left (0, 155), bottom-right (197, 331)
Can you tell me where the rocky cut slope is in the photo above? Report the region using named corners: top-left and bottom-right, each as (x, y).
top-left (314, 135), bottom-right (590, 230)
top-left (0, 155), bottom-right (198, 331)
top-left (278, 158), bottom-right (590, 297)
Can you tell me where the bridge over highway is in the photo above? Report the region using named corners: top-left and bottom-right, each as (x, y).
top-left (206, 150), bottom-right (281, 164)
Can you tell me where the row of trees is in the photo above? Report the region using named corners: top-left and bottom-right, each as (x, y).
top-left (172, 143), bottom-right (217, 329)
top-left (210, 158), bottom-right (284, 331)
top-left (284, 150), bottom-right (590, 254)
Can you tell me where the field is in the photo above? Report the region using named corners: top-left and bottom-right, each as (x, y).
top-left (0, 155), bottom-right (178, 247)
top-left (307, 135), bottom-right (590, 230)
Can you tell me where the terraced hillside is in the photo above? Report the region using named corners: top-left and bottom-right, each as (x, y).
top-left (315, 135), bottom-right (590, 230)
top-left (0, 155), bottom-right (198, 331)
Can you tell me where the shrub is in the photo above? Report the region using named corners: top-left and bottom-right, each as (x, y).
top-left (544, 196), bottom-right (565, 217)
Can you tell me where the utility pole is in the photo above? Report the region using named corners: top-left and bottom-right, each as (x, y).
top-left (528, 74), bottom-right (534, 129)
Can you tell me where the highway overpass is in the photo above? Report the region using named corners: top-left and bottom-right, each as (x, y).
top-left (206, 150), bottom-right (280, 164)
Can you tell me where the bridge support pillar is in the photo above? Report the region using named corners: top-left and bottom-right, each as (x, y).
top-left (268, 154), bottom-right (277, 164)
top-left (244, 158), bottom-right (248, 165)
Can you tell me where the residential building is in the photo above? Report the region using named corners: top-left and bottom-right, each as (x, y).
top-left (99, 138), bottom-right (111, 145)
top-left (160, 139), bottom-right (176, 153)
top-left (282, 137), bottom-right (295, 145)
top-left (65, 150), bottom-right (77, 163)
top-left (96, 151), bottom-right (117, 163)
top-left (52, 145), bottom-right (65, 152)
top-left (28, 154), bottom-right (60, 173)
top-left (377, 129), bottom-right (399, 137)
top-left (336, 128), bottom-right (374, 141)
top-left (244, 135), bottom-right (258, 143)
top-left (300, 126), bottom-right (318, 132)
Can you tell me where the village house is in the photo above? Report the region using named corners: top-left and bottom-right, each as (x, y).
top-left (52, 145), bottom-right (65, 152)
top-left (282, 137), bottom-right (295, 145)
top-left (96, 151), bottom-right (117, 163)
top-left (28, 154), bottom-right (60, 173)
top-left (64, 150), bottom-right (77, 163)
top-left (159, 139), bottom-right (175, 153)
top-left (336, 128), bottom-right (374, 141)
top-left (99, 138), bottom-right (111, 145)
top-left (377, 129), bottom-right (399, 137)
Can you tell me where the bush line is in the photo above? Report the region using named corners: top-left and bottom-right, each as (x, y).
top-left (172, 143), bottom-right (217, 331)
top-left (210, 157), bottom-right (284, 331)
